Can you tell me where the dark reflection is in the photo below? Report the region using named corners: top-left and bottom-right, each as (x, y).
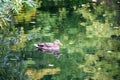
top-left (41, 75), bottom-right (52, 80)
top-left (111, 35), bottom-right (120, 40)
top-left (113, 75), bottom-right (119, 80)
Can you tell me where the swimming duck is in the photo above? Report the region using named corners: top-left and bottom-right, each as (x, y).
top-left (34, 40), bottom-right (62, 52)
top-left (34, 40), bottom-right (62, 58)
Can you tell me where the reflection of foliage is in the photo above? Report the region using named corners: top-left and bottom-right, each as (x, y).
top-left (79, 3), bottom-right (115, 37)
top-left (80, 51), bottom-right (120, 80)
top-left (26, 68), bottom-right (60, 80)
top-left (0, 27), bottom-right (28, 79)
top-left (0, 0), bottom-right (37, 79)
top-left (0, 53), bottom-right (27, 80)
top-left (0, 0), bottom-right (120, 80)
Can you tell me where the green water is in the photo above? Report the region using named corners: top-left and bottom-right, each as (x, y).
top-left (1, 5), bottom-right (120, 80)
top-left (19, 10), bottom-right (120, 80)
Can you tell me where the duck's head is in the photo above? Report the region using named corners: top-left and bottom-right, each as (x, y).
top-left (54, 39), bottom-right (63, 46)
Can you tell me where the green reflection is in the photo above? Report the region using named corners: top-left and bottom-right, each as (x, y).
top-left (0, 0), bottom-right (120, 80)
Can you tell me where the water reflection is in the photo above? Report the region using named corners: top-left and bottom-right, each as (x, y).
top-left (26, 68), bottom-right (60, 80)
top-left (12, 8), bottom-right (120, 80)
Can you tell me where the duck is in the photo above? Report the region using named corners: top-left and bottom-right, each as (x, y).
top-left (34, 40), bottom-right (62, 58)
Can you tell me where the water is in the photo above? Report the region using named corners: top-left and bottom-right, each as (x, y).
top-left (21, 10), bottom-right (119, 80)
top-left (1, 7), bottom-right (120, 80)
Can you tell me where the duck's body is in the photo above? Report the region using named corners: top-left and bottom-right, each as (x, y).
top-left (34, 40), bottom-right (62, 58)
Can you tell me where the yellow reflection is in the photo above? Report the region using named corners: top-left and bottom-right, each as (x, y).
top-left (26, 68), bottom-right (60, 80)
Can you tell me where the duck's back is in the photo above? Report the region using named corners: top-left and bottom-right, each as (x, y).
top-left (38, 42), bottom-right (54, 47)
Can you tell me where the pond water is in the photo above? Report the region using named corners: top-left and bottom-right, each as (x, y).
top-left (1, 7), bottom-right (120, 80)
top-left (17, 10), bottom-right (119, 80)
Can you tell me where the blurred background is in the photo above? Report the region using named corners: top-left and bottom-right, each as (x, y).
top-left (0, 0), bottom-right (120, 80)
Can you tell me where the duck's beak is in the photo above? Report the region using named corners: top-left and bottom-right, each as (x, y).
top-left (59, 42), bottom-right (63, 46)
